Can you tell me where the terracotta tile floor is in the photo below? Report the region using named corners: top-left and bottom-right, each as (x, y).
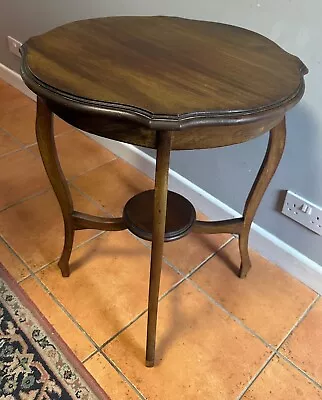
top-left (0, 81), bottom-right (321, 399)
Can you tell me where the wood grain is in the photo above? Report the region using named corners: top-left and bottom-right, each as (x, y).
top-left (123, 190), bottom-right (196, 241)
top-left (21, 16), bottom-right (307, 132)
top-left (146, 131), bottom-right (172, 367)
top-left (36, 97), bottom-right (74, 277)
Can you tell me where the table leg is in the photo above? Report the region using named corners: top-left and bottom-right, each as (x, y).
top-left (146, 131), bottom-right (172, 367)
top-left (239, 117), bottom-right (286, 278)
top-left (36, 97), bottom-right (74, 277)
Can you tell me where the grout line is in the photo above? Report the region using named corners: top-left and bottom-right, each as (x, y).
top-left (186, 278), bottom-right (275, 351)
top-left (68, 156), bottom-right (119, 185)
top-left (17, 230), bottom-right (108, 283)
top-left (159, 275), bottom-right (190, 301)
top-left (133, 233), bottom-right (185, 277)
top-left (0, 136), bottom-right (117, 216)
top-left (98, 309), bottom-right (148, 350)
top-left (93, 275), bottom-right (187, 352)
top-left (0, 127), bottom-right (70, 160)
top-left (0, 187), bottom-right (51, 213)
top-left (98, 351), bottom-right (147, 399)
top-left (130, 228), bottom-right (235, 279)
top-left (184, 236), bottom-right (235, 280)
top-left (26, 273), bottom-right (99, 350)
top-left (236, 294), bottom-right (321, 398)
top-left (0, 126), bottom-right (30, 148)
top-left (81, 349), bottom-right (100, 364)
top-left (81, 348), bottom-right (99, 364)
top-left (0, 234), bottom-right (40, 280)
top-left (275, 294), bottom-right (320, 351)
top-left (83, 349), bottom-right (146, 400)
top-left (235, 352), bottom-right (276, 400)
top-left (17, 274), bottom-right (31, 284)
top-left (69, 183), bottom-right (113, 216)
top-left (0, 147), bottom-right (26, 160)
top-left (275, 352), bottom-right (322, 390)
top-left (64, 156), bottom-right (118, 186)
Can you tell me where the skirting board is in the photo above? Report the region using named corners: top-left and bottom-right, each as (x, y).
top-left (0, 62), bottom-right (36, 101)
top-left (1, 61), bottom-right (321, 294)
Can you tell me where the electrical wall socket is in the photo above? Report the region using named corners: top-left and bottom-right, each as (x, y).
top-left (282, 191), bottom-right (322, 235)
top-left (7, 36), bottom-right (22, 58)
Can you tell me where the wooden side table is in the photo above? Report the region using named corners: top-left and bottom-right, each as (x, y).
top-left (20, 16), bottom-right (307, 367)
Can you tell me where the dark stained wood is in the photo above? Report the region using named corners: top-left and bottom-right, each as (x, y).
top-left (146, 131), bottom-right (172, 367)
top-left (192, 119), bottom-right (286, 278)
top-left (193, 218), bottom-right (243, 235)
top-left (36, 97), bottom-right (74, 277)
top-left (72, 211), bottom-right (126, 231)
top-left (21, 16), bottom-right (307, 133)
top-left (238, 117), bottom-right (287, 278)
top-left (22, 17), bottom-right (307, 368)
top-left (43, 99), bottom-right (285, 150)
top-left (123, 190), bottom-right (196, 241)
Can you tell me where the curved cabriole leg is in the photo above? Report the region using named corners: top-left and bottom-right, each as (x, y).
top-left (36, 97), bottom-right (74, 277)
top-left (239, 117), bottom-right (286, 278)
top-left (146, 131), bottom-right (172, 367)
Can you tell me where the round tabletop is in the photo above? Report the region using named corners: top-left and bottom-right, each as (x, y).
top-left (21, 16), bottom-right (307, 130)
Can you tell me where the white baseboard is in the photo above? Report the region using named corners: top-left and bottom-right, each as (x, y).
top-left (2, 62), bottom-right (321, 294)
top-left (0, 62), bottom-right (36, 100)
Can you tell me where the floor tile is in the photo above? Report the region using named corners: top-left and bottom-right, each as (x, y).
top-left (0, 187), bottom-right (105, 271)
top-left (53, 115), bottom-right (73, 136)
top-left (103, 280), bottom-right (271, 400)
top-left (0, 149), bottom-right (50, 210)
top-left (0, 84), bottom-right (31, 114)
top-left (138, 213), bottom-right (231, 275)
top-left (0, 101), bottom-right (72, 145)
top-left (30, 130), bottom-right (116, 179)
top-left (21, 276), bottom-right (95, 361)
top-left (243, 355), bottom-right (322, 399)
top-left (37, 230), bottom-right (180, 345)
top-left (0, 238), bottom-right (29, 281)
top-left (280, 298), bottom-right (322, 384)
top-left (190, 240), bottom-right (316, 346)
top-left (84, 353), bottom-right (140, 399)
top-left (73, 158), bottom-right (153, 216)
top-left (163, 231), bottom-right (231, 274)
top-left (0, 129), bottom-right (22, 156)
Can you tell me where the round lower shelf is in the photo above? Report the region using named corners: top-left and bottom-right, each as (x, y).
top-left (123, 190), bottom-right (196, 242)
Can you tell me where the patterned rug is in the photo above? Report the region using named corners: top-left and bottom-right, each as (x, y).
top-left (0, 263), bottom-right (109, 400)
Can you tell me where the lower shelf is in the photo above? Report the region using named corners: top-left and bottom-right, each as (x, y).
top-left (123, 190), bottom-right (196, 242)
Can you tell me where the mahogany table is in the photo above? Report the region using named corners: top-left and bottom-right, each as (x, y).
top-left (20, 16), bottom-right (307, 367)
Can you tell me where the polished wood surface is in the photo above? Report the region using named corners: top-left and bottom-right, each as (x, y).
top-left (123, 190), bottom-right (196, 241)
top-left (146, 131), bottom-right (172, 367)
top-left (36, 97), bottom-right (126, 276)
top-left (36, 99), bottom-right (285, 150)
top-left (239, 117), bottom-right (286, 278)
top-left (21, 17), bottom-right (307, 368)
top-left (36, 97), bottom-right (74, 277)
top-left (21, 16), bottom-right (307, 133)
